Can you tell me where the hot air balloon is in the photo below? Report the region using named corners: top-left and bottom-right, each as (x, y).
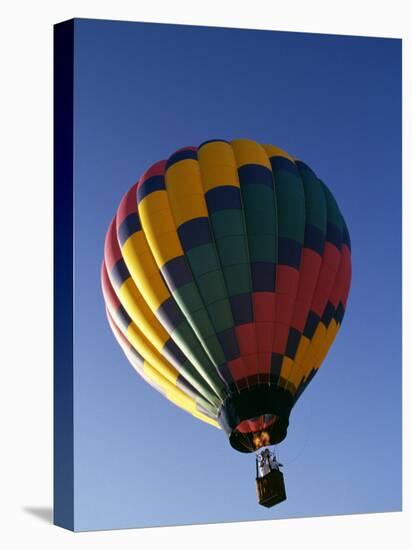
top-left (101, 138), bottom-right (352, 508)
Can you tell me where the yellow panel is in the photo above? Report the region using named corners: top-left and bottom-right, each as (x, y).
top-left (231, 139), bottom-right (272, 169)
top-left (138, 221), bottom-right (182, 267)
top-left (166, 160), bottom-right (208, 226)
top-left (139, 190), bottom-right (170, 215)
top-left (278, 357), bottom-right (294, 389)
top-left (197, 141), bottom-right (240, 192)
top-left (140, 206), bottom-right (176, 237)
top-left (167, 190), bottom-right (207, 227)
top-left (139, 357), bottom-right (219, 427)
top-left (122, 230), bottom-right (147, 257)
top-left (125, 324), bottom-right (178, 385)
top-left (290, 321), bottom-right (339, 396)
top-left (118, 277), bottom-right (169, 349)
top-left (313, 320), bottom-right (340, 372)
top-left (294, 335), bottom-right (310, 366)
top-left (139, 271), bottom-right (170, 312)
top-left (199, 141), bottom-right (237, 167)
top-left (262, 144), bottom-right (295, 161)
top-left (191, 410), bottom-right (220, 428)
top-left (300, 323), bottom-right (327, 373)
top-left (283, 336), bottom-right (310, 393)
top-left (122, 236), bottom-right (170, 311)
top-left (138, 193), bottom-right (183, 268)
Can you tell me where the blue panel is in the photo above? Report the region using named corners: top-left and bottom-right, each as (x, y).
top-left (285, 327), bottom-right (301, 359)
top-left (178, 217), bottom-right (212, 251)
top-left (251, 262), bottom-right (276, 292)
top-left (238, 164), bottom-right (274, 189)
top-left (326, 222), bottom-right (343, 250)
top-left (166, 148), bottom-right (198, 169)
top-left (229, 293), bottom-right (254, 325)
top-left (304, 223), bottom-right (325, 256)
top-left (117, 212), bottom-right (141, 246)
top-left (156, 296), bottom-right (184, 332)
top-left (278, 237), bottom-right (302, 269)
top-left (162, 338), bottom-right (187, 367)
top-left (270, 155), bottom-right (300, 176)
top-left (303, 310), bottom-right (320, 339)
top-left (205, 185), bottom-right (241, 213)
top-left (110, 258), bottom-right (130, 290)
top-left (216, 327), bottom-right (240, 361)
top-left (137, 175), bottom-right (166, 203)
top-left (161, 256), bottom-right (193, 291)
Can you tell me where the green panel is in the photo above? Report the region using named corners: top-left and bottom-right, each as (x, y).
top-left (274, 172), bottom-right (305, 243)
top-left (204, 334), bottom-right (226, 365)
top-left (322, 182), bottom-right (343, 231)
top-left (197, 270), bottom-right (227, 305)
top-left (190, 308), bottom-right (215, 339)
top-left (173, 282), bottom-right (203, 313)
top-left (297, 165), bottom-right (327, 231)
top-left (223, 264), bottom-right (251, 295)
top-left (211, 209), bottom-right (244, 238)
top-left (207, 298), bottom-right (234, 332)
top-left (170, 322), bottom-right (225, 404)
top-left (241, 187), bottom-right (277, 244)
top-left (172, 318), bottom-right (225, 392)
top-left (216, 235), bottom-right (249, 266)
top-left (186, 243), bottom-right (219, 276)
top-left (248, 234), bottom-right (277, 263)
top-left (172, 319), bottom-right (200, 349)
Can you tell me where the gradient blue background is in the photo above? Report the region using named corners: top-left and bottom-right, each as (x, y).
top-left (72, 19), bottom-right (402, 531)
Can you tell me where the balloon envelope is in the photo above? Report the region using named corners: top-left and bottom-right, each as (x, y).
top-left (102, 139), bottom-right (351, 452)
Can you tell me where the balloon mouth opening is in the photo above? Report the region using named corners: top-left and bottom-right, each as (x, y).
top-left (229, 416), bottom-right (289, 453)
top-left (217, 385), bottom-right (294, 453)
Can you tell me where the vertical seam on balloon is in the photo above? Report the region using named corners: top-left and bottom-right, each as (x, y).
top-left (293, 180), bottom-right (344, 399)
top-left (162, 149), bottom-right (233, 391)
top-left (276, 158), bottom-right (306, 395)
top-left (196, 144), bottom-right (249, 394)
top-left (260, 143), bottom-right (281, 388)
top-left (230, 140), bottom-right (262, 396)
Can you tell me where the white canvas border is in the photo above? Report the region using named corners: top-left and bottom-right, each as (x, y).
top-left (0, 1), bottom-right (409, 548)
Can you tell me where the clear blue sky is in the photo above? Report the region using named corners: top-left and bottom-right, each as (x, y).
top-left (72, 18), bottom-right (401, 531)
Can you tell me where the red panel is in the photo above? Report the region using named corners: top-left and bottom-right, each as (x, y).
top-left (291, 299), bottom-right (309, 332)
top-left (276, 265), bottom-right (299, 295)
top-left (137, 159), bottom-right (167, 188)
top-left (116, 182), bottom-right (138, 228)
top-left (276, 294), bottom-right (296, 326)
top-left (235, 415), bottom-right (276, 434)
top-left (291, 248), bottom-right (322, 330)
top-left (104, 218), bottom-right (122, 271)
top-left (253, 292), bottom-right (276, 322)
top-left (272, 323), bottom-right (289, 354)
top-left (256, 354), bottom-right (271, 375)
top-left (322, 241), bottom-right (341, 270)
top-left (174, 145), bottom-right (197, 154)
top-left (256, 323), bottom-right (274, 353)
top-left (235, 324), bottom-right (258, 355)
top-left (328, 249), bottom-right (347, 308)
top-left (243, 354), bottom-right (259, 377)
top-left (227, 357), bottom-right (247, 381)
top-left (311, 263), bottom-right (339, 316)
top-left (295, 249), bottom-right (322, 302)
top-left (101, 262), bottom-right (121, 311)
top-left (340, 245), bottom-right (352, 309)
